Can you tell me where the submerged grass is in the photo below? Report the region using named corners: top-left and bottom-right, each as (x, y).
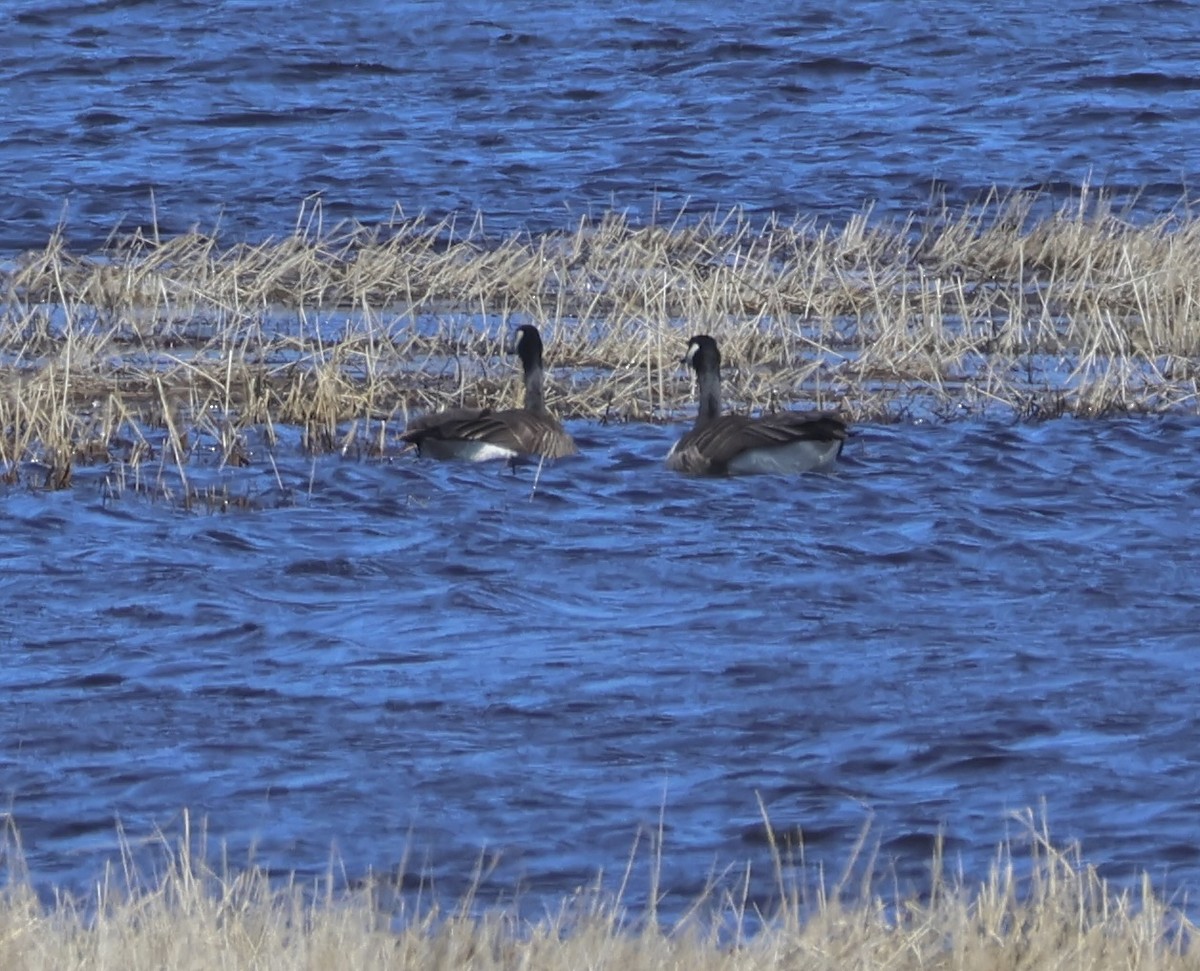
top-left (0, 809), bottom-right (1195, 970)
top-left (3, 187), bottom-right (1200, 489)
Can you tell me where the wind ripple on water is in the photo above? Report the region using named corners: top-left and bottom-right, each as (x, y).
top-left (3, 1), bottom-right (1200, 249)
top-left (3, 416), bottom-right (1200, 910)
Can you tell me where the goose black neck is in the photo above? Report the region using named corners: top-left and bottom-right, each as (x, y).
top-left (695, 363), bottom-right (722, 425)
top-left (523, 359), bottom-right (547, 413)
top-left (687, 336), bottom-right (723, 425)
top-left (514, 326), bottom-right (548, 413)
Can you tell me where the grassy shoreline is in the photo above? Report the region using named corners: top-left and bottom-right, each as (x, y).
top-left (1, 811), bottom-right (1195, 970)
top-left (3, 190), bottom-right (1200, 491)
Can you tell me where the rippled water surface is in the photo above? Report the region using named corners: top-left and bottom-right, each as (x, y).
top-left (3, 0), bottom-right (1200, 919)
top-left (4, 0), bottom-right (1200, 251)
top-left (3, 418), bottom-right (1200, 913)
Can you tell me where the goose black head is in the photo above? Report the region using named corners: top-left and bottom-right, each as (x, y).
top-left (509, 324), bottom-right (545, 369)
top-left (683, 334), bottom-right (720, 374)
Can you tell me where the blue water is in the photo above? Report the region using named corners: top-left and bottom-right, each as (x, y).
top-left (2, 0), bottom-right (1200, 921)
top-left (3, 0), bottom-right (1200, 253)
top-left (3, 417), bottom-right (1200, 916)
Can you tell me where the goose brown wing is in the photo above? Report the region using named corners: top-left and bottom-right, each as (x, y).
top-left (671, 411), bottom-right (846, 473)
top-left (488, 410), bottom-right (578, 458)
top-left (403, 408), bottom-right (576, 459)
top-left (757, 410), bottom-right (848, 446)
top-left (401, 406), bottom-right (490, 437)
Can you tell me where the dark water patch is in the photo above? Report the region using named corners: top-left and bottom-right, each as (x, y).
top-left (882, 829), bottom-right (966, 859)
top-left (738, 819), bottom-right (854, 849)
top-left (796, 55), bottom-right (878, 75)
top-left (198, 528), bottom-right (263, 553)
top-left (704, 40), bottom-right (780, 61)
top-left (559, 87), bottom-right (608, 102)
top-left (194, 107), bottom-right (349, 128)
top-left (279, 59), bottom-right (406, 82)
top-left (1075, 71), bottom-right (1200, 93)
top-left (282, 556), bottom-right (364, 578)
top-left (53, 672), bottom-right (127, 689)
top-left (44, 815), bottom-right (115, 841)
top-left (76, 109), bottom-right (129, 126)
top-left (100, 597), bottom-right (176, 619)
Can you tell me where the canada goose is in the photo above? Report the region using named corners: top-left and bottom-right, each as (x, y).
top-left (401, 324), bottom-right (577, 462)
top-left (666, 334), bottom-right (847, 475)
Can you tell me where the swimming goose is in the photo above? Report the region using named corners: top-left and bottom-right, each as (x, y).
top-left (666, 334), bottom-right (847, 475)
top-left (401, 324), bottom-right (577, 461)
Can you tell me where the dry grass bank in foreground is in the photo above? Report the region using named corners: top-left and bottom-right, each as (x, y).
top-left (3, 189), bottom-right (1200, 490)
top-left (0, 812), bottom-right (1195, 971)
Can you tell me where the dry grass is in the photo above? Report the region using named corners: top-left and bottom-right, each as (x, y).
top-left (3, 188), bottom-right (1200, 490)
top-left (0, 809), bottom-right (1195, 970)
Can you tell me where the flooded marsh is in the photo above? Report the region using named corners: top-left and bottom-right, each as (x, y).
top-left (4, 195), bottom-right (1200, 490)
top-left (3, 205), bottom-right (1200, 929)
top-left (6, 0), bottom-right (1200, 959)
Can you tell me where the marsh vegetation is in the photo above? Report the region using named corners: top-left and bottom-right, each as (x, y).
top-left (0, 811), bottom-right (1194, 971)
top-left (3, 189), bottom-right (1198, 494)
